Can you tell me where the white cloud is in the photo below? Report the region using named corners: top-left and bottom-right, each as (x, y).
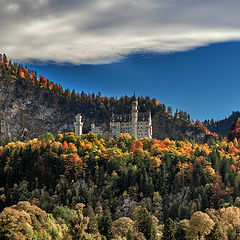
top-left (1, 0), bottom-right (240, 64)
top-left (6, 3), bottom-right (19, 12)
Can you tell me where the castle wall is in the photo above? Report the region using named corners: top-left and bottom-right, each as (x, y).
top-left (137, 121), bottom-right (151, 138)
top-left (111, 122), bottom-right (121, 137)
top-left (120, 122), bottom-right (132, 135)
top-left (91, 124), bottom-right (103, 135)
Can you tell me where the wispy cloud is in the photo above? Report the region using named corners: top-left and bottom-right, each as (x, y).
top-left (1, 0), bottom-right (240, 64)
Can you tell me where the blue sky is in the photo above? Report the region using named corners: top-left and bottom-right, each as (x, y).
top-left (2, 0), bottom-right (240, 121)
top-left (28, 41), bottom-right (240, 121)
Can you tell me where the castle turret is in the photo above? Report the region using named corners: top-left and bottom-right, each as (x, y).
top-left (131, 96), bottom-right (138, 138)
top-left (147, 111), bottom-right (152, 138)
top-left (74, 114), bottom-right (83, 137)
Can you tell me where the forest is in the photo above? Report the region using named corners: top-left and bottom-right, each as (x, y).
top-left (1, 131), bottom-right (240, 239)
top-left (0, 53), bottom-right (213, 142)
top-left (1, 53), bottom-right (238, 239)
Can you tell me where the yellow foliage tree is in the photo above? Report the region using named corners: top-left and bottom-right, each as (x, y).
top-left (186, 211), bottom-right (215, 240)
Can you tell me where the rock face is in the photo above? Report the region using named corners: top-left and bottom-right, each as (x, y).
top-left (0, 79), bottom-right (74, 141)
top-left (152, 112), bottom-right (215, 144)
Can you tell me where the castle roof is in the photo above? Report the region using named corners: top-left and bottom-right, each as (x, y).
top-left (112, 112), bottom-right (150, 122)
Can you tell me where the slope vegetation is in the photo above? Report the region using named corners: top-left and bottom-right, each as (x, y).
top-left (0, 133), bottom-right (240, 238)
top-left (0, 53), bottom-right (213, 143)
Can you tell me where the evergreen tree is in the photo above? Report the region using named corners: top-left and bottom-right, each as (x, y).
top-left (134, 205), bottom-right (156, 240)
top-left (68, 203), bottom-right (89, 240)
top-left (163, 218), bottom-right (176, 240)
top-left (98, 208), bottom-right (114, 240)
top-left (84, 204), bottom-right (98, 235)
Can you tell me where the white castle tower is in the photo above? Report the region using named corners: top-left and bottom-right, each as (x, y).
top-left (131, 96), bottom-right (138, 138)
top-left (74, 114), bottom-right (83, 137)
top-left (147, 112), bottom-right (152, 139)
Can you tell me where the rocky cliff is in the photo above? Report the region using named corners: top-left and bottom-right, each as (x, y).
top-left (0, 78), bottom-right (74, 142)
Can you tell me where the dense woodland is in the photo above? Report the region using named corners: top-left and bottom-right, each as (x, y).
top-left (1, 131), bottom-right (240, 239)
top-left (0, 53), bottom-right (213, 142)
top-left (0, 53), bottom-right (166, 122)
top-left (1, 53), bottom-right (238, 239)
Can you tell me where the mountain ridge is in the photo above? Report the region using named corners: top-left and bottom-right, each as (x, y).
top-left (204, 111), bottom-right (240, 137)
top-left (0, 53), bottom-right (214, 143)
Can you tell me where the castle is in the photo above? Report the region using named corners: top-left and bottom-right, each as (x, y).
top-left (74, 97), bottom-right (152, 139)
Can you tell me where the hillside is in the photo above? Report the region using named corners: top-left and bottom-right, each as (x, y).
top-left (0, 53), bottom-right (214, 143)
top-left (1, 132), bottom-right (240, 238)
top-left (204, 111), bottom-right (240, 137)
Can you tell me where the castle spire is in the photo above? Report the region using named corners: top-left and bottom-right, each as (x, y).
top-left (132, 90), bottom-right (136, 101)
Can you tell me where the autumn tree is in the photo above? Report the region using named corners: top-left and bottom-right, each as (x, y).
top-left (0, 201), bottom-right (65, 239)
top-left (186, 211), bottom-right (215, 240)
top-left (112, 217), bottom-right (134, 239)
